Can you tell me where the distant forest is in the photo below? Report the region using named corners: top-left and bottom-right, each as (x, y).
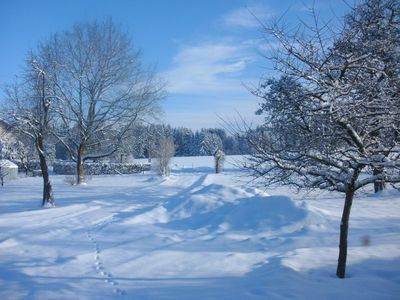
top-left (124, 124), bottom-right (252, 159)
top-left (54, 124), bottom-right (252, 162)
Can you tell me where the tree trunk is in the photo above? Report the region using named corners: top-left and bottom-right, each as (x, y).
top-left (77, 143), bottom-right (85, 184)
top-left (336, 187), bottom-right (354, 278)
top-left (36, 137), bottom-right (54, 207)
top-left (215, 157), bottom-right (221, 173)
top-left (373, 167), bottom-right (385, 193)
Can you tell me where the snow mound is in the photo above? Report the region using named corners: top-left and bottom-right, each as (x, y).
top-left (165, 194), bottom-right (308, 232)
top-left (164, 183), bottom-right (251, 216)
top-left (125, 179), bottom-right (309, 232)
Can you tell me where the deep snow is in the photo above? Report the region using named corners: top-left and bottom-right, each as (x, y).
top-left (0, 156), bottom-right (399, 299)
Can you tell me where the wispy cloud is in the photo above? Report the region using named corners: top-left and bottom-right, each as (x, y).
top-left (222, 5), bottom-right (272, 29)
top-left (163, 42), bottom-right (255, 95)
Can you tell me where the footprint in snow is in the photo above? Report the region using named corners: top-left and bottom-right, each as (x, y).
top-left (85, 227), bottom-right (126, 297)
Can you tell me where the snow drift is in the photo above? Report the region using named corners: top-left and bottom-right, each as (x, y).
top-left (125, 175), bottom-right (309, 234)
top-left (164, 194), bottom-right (308, 232)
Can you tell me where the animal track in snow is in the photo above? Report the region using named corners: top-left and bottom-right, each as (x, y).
top-left (86, 226), bottom-right (126, 296)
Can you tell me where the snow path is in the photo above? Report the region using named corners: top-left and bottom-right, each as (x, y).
top-left (0, 157), bottom-right (399, 299)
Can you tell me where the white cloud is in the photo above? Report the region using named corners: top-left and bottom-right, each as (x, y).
top-left (163, 42), bottom-right (255, 95)
top-left (222, 5), bottom-right (272, 29)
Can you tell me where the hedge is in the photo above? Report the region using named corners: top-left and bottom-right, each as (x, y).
top-left (53, 161), bottom-right (151, 175)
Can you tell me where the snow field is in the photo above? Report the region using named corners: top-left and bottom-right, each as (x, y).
top-left (0, 156), bottom-right (399, 299)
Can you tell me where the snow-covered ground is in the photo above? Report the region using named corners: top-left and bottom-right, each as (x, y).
top-left (0, 156), bottom-right (399, 299)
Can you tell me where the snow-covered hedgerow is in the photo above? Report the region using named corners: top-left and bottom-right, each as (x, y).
top-left (53, 161), bottom-right (151, 175)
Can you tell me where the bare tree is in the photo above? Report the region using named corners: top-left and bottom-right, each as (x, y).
top-left (39, 19), bottom-right (165, 184)
top-left (4, 57), bottom-right (55, 206)
top-left (247, 0), bottom-right (400, 278)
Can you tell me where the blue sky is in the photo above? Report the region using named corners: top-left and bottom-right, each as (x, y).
top-left (0, 0), bottom-right (355, 129)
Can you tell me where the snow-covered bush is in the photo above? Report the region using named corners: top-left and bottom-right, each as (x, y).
top-left (155, 136), bottom-right (175, 177)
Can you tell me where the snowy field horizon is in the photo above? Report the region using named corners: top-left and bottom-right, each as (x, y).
top-left (0, 155), bottom-right (399, 299)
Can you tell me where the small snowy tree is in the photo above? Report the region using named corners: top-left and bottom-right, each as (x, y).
top-left (200, 132), bottom-right (225, 173)
top-left (248, 0), bottom-right (400, 279)
top-left (155, 135), bottom-right (175, 177)
top-left (214, 149), bottom-right (225, 174)
top-left (200, 132), bottom-right (223, 156)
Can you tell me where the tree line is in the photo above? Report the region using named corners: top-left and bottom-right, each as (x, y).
top-left (126, 125), bottom-right (251, 160)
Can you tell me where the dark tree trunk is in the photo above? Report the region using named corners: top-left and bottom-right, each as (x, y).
top-left (336, 187), bottom-right (354, 278)
top-left (77, 143), bottom-right (85, 184)
top-left (36, 137), bottom-right (54, 207)
top-left (373, 167), bottom-right (385, 193)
